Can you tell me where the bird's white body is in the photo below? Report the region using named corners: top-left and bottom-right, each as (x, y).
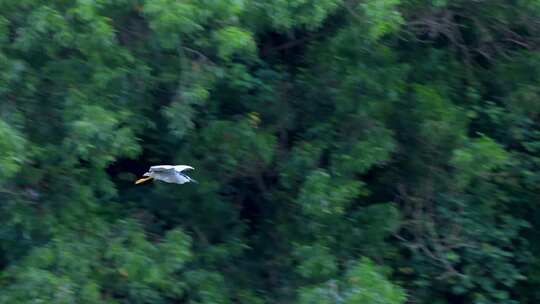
top-left (136, 165), bottom-right (196, 185)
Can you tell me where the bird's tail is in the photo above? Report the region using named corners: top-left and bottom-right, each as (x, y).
top-left (134, 176), bottom-right (153, 184)
top-left (190, 179), bottom-right (198, 184)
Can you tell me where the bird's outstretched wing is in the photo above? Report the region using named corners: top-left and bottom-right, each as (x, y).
top-left (149, 165), bottom-right (194, 173)
top-left (174, 165), bottom-right (194, 172)
top-left (149, 165), bottom-right (176, 172)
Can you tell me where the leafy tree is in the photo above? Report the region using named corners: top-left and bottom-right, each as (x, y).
top-left (1, 0), bottom-right (539, 303)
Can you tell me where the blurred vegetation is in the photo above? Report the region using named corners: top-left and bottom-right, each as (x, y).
top-left (0, 0), bottom-right (539, 303)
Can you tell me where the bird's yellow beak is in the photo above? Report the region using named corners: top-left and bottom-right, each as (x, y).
top-left (134, 176), bottom-right (153, 184)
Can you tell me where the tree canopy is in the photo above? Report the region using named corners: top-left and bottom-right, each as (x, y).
top-left (1, 0), bottom-right (539, 303)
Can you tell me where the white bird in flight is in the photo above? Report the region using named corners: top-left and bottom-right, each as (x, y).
top-left (135, 165), bottom-right (197, 185)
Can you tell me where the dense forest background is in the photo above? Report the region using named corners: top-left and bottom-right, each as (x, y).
top-left (1, 0), bottom-right (540, 303)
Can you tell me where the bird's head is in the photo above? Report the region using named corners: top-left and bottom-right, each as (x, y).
top-left (143, 172), bottom-right (151, 177)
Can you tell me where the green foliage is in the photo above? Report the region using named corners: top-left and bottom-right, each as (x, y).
top-left (331, 127), bottom-right (397, 176)
top-left (247, 0), bottom-right (343, 31)
top-left (0, 220), bottom-right (196, 303)
top-left (298, 257), bottom-right (406, 304)
top-left (298, 169), bottom-right (364, 217)
top-left (196, 119), bottom-right (276, 178)
top-left (413, 84), bottom-right (468, 150)
top-left (213, 26), bottom-right (257, 61)
top-left (143, 0), bottom-right (204, 47)
top-left (451, 135), bottom-right (509, 189)
top-left (0, 119), bottom-right (26, 180)
top-left (1, 0), bottom-right (539, 303)
top-left (280, 142), bottom-right (324, 189)
top-left (360, 0), bottom-right (404, 40)
top-left (294, 243), bottom-right (338, 280)
top-left (64, 103), bottom-right (140, 168)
